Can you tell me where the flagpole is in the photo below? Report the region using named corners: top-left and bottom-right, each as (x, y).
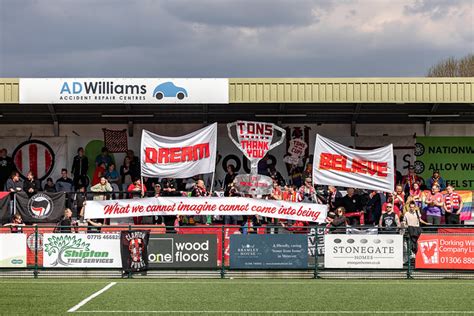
top-left (209, 171), bottom-right (215, 195)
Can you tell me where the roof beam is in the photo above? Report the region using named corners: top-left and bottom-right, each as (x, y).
top-left (47, 104), bottom-right (59, 136)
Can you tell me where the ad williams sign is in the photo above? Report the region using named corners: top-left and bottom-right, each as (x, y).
top-left (19, 78), bottom-right (229, 104)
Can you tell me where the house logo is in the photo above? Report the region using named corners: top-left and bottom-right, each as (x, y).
top-left (419, 239), bottom-right (439, 264)
top-left (152, 82), bottom-right (188, 100)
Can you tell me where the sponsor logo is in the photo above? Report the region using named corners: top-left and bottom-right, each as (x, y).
top-left (26, 233), bottom-right (44, 251)
top-left (419, 239), bottom-right (439, 264)
top-left (236, 243), bottom-right (259, 256)
top-left (152, 82), bottom-right (188, 100)
top-left (144, 143), bottom-right (210, 164)
top-left (148, 238), bottom-right (210, 264)
top-left (27, 193), bottom-right (54, 219)
top-left (12, 140), bottom-right (55, 181)
top-left (10, 259), bottom-right (24, 265)
top-left (44, 235), bottom-right (112, 266)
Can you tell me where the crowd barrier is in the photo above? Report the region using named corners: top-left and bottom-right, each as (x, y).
top-left (0, 224), bottom-right (473, 279)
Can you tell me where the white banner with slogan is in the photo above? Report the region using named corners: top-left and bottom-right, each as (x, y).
top-left (84, 196), bottom-right (328, 223)
top-left (20, 78), bottom-right (229, 104)
top-left (325, 234), bottom-right (403, 269)
top-left (141, 123), bottom-right (217, 178)
top-left (43, 233), bottom-right (121, 268)
top-left (0, 234), bottom-right (27, 268)
top-left (313, 134), bottom-right (394, 192)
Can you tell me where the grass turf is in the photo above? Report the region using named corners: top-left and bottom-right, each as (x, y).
top-left (0, 279), bottom-right (473, 315)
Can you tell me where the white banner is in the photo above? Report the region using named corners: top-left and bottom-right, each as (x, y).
top-left (141, 123), bottom-right (217, 178)
top-left (324, 234), bottom-right (403, 269)
top-left (84, 196), bottom-right (328, 223)
top-left (0, 234), bottom-right (27, 268)
top-left (20, 78), bottom-right (229, 104)
top-left (42, 233), bottom-right (121, 268)
top-left (313, 134), bottom-right (394, 192)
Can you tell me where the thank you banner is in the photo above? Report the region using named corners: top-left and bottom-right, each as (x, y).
top-left (141, 123), bottom-right (217, 178)
top-left (313, 134), bottom-right (394, 192)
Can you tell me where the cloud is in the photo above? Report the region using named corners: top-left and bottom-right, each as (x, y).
top-left (404, 0), bottom-right (471, 20)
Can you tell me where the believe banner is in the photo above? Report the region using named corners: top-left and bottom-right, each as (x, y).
top-left (313, 134), bottom-right (394, 192)
top-left (415, 137), bottom-right (474, 190)
top-left (141, 123), bottom-right (217, 178)
top-left (84, 196), bottom-right (328, 223)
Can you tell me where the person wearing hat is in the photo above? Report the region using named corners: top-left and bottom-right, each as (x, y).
top-left (426, 170), bottom-right (446, 190)
top-left (402, 165), bottom-right (424, 194)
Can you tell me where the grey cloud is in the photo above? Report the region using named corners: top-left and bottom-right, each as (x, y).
top-left (404, 0), bottom-right (471, 19)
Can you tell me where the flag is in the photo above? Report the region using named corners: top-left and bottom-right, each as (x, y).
top-left (141, 123), bottom-right (217, 178)
top-left (121, 230), bottom-right (150, 273)
top-left (313, 134), bottom-right (394, 192)
top-left (15, 192), bottom-right (66, 224)
top-left (0, 192), bottom-right (11, 225)
top-left (103, 129), bottom-right (128, 153)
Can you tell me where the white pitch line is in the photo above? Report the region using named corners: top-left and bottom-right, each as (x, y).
top-left (74, 311), bottom-right (474, 314)
top-left (1, 281), bottom-right (474, 285)
top-left (68, 282), bottom-right (117, 313)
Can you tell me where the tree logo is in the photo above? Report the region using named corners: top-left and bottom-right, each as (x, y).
top-left (44, 235), bottom-right (90, 266)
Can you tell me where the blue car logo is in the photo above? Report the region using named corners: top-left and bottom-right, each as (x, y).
top-left (152, 82), bottom-right (188, 100)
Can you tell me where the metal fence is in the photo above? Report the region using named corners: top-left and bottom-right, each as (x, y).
top-left (0, 224), bottom-right (473, 279)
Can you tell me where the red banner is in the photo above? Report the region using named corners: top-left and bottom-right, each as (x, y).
top-left (416, 234), bottom-right (474, 270)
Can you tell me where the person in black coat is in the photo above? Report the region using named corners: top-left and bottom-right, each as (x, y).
top-left (71, 147), bottom-right (89, 189)
top-left (23, 171), bottom-right (42, 197)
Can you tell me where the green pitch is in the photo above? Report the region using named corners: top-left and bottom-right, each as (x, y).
top-left (0, 279), bottom-right (473, 315)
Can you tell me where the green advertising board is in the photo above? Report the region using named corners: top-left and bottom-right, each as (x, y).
top-left (415, 137), bottom-right (474, 190)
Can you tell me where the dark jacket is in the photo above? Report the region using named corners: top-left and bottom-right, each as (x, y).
top-left (23, 179), bottom-right (42, 196)
top-left (72, 155), bottom-right (89, 177)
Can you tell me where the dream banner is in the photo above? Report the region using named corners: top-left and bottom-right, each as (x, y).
top-left (141, 123), bottom-right (217, 178)
top-left (313, 134), bottom-right (394, 192)
top-left (120, 230), bottom-right (150, 273)
top-left (84, 196), bottom-right (328, 223)
top-left (15, 192), bottom-right (66, 224)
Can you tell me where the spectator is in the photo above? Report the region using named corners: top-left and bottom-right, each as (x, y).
top-left (0, 148), bottom-right (15, 191)
top-left (154, 183), bottom-right (162, 197)
top-left (120, 156), bottom-right (133, 193)
top-left (223, 164), bottom-right (237, 196)
top-left (128, 178), bottom-right (146, 199)
top-left (23, 171), bottom-right (41, 197)
top-left (282, 185), bottom-right (298, 202)
top-left (92, 162), bottom-right (106, 186)
top-left (71, 147), bottom-right (89, 189)
top-left (56, 209), bottom-right (76, 233)
top-left (403, 201), bottom-right (430, 259)
top-left (402, 166), bottom-right (424, 194)
top-left (443, 185), bottom-right (463, 225)
top-left (289, 165), bottom-right (304, 188)
top-left (366, 191), bottom-right (385, 225)
top-left (71, 185), bottom-right (87, 219)
top-left (105, 163), bottom-right (121, 196)
top-left (340, 188), bottom-right (363, 225)
top-left (43, 177), bottom-right (57, 193)
top-left (268, 166), bottom-right (285, 187)
top-left (382, 193), bottom-right (401, 217)
top-left (393, 184), bottom-right (405, 206)
top-left (409, 182), bottom-right (422, 208)
top-left (4, 213), bottom-right (25, 233)
top-left (328, 186), bottom-right (343, 212)
top-left (6, 171), bottom-right (23, 193)
top-left (161, 178), bottom-right (178, 196)
top-left (327, 207), bottom-right (348, 233)
top-left (379, 203), bottom-right (400, 233)
top-left (423, 184), bottom-right (443, 225)
top-left (126, 150), bottom-right (140, 180)
top-left (270, 179), bottom-right (282, 200)
top-left (426, 170), bottom-right (446, 190)
top-left (90, 176), bottom-right (112, 200)
top-left (298, 177), bottom-right (317, 203)
top-left (191, 180), bottom-right (210, 224)
top-left (280, 220), bottom-right (309, 234)
top-left (95, 147), bottom-right (112, 169)
top-left (56, 169), bottom-right (74, 192)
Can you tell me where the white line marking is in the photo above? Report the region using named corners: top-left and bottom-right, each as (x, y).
top-left (68, 282), bottom-right (117, 313)
top-left (74, 311), bottom-right (474, 314)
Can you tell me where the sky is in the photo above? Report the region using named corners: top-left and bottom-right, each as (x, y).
top-left (0, 0), bottom-right (472, 77)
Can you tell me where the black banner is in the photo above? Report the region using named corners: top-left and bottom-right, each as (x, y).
top-left (121, 230), bottom-right (150, 273)
top-left (15, 192), bottom-right (65, 224)
top-left (0, 192), bottom-right (11, 225)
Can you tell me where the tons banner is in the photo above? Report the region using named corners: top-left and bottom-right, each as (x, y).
top-left (313, 134), bottom-right (394, 192)
top-left (141, 123), bottom-right (217, 178)
top-left (121, 231), bottom-right (150, 273)
top-left (416, 234), bottom-right (474, 270)
top-left (16, 192), bottom-right (65, 224)
top-left (43, 233), bottom-right (121, 268)
top-left (0, 234), bottom-right (27, 268)
top-left (230, 235), bottom-right (308, 269)
top-left (415, 137), bottom-right (474, 190)
top-left (324, 234), bottom-right (403, 269)
top-left (85, 196), bottom-right (328, 223)
top-left (20, 78), bottom-right (229, 104)
top-left (148, 234), bottom-right (217, 268)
